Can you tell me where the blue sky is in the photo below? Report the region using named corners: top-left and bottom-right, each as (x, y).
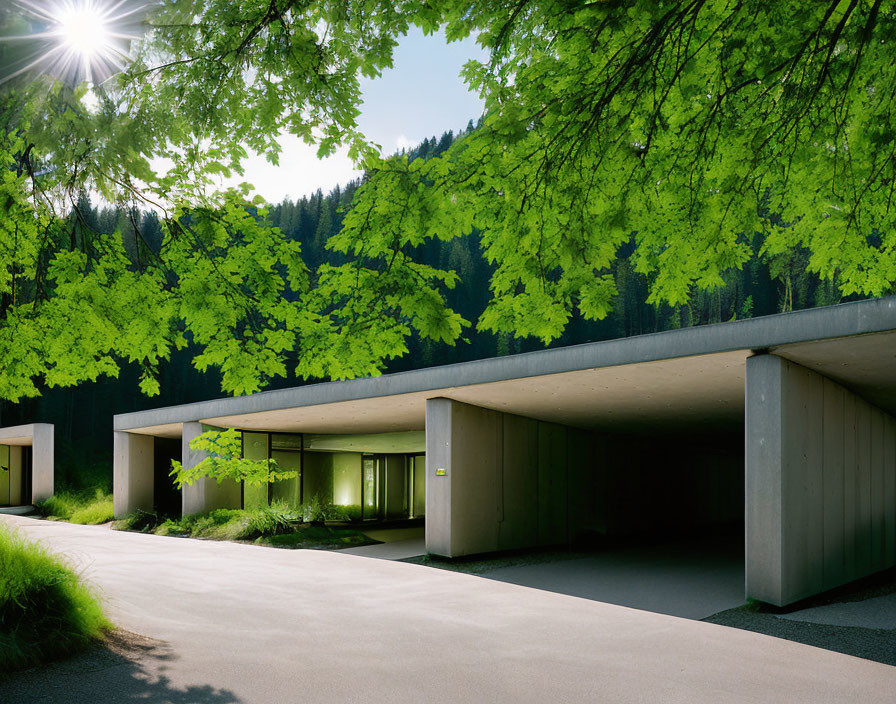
top-left (234, 28), bottom-right (487, 204)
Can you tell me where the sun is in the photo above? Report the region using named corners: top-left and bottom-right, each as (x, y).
top-left (55, 2), bottom-right (112, 60)
top-left (1, 0), bottom-right (149, 86)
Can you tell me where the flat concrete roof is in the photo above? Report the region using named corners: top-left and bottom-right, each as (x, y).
top-left (114, 296), bottom-right (896, 438)
top-left (0, 423), bottom-right (53, 446)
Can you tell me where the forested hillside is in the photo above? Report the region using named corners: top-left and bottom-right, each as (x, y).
top-left (0, 125), bottom-right (858, 482)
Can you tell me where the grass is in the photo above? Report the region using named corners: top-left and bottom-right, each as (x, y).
top-left (111, 502), bottom-right (378, 549)
top-left (0, 524), bottom-right (110, 672)
top-left (35, 488), bottom-right (114, 525)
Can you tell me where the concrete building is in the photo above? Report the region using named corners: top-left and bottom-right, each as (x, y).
top-left (113, 297), bottom-right (896, 606)
top-left (0, 423), bottom-right (54, 507)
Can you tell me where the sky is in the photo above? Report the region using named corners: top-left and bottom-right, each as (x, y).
top-left (227, 29), bottom-right (487, 204)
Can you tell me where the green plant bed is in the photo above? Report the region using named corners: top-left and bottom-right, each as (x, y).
top-left (258, 525), bottom-right (377, 550)
top-left (112, 502), bottom-right (302, 541)
top-left (0, 525), bottom-right (110, 672)
top-left (111, 503), bottom-right (377, 550)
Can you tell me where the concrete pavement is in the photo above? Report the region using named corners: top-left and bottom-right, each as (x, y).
top-left (2, 515), bottom-right (895, 703)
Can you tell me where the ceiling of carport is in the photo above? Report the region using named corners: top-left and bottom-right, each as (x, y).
top-left (773, 331), bottom-right (896, 416)
top-left (200, 349), bottom-right (751, 435)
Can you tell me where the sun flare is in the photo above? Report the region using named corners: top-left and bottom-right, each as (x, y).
top-left (56, 3), bottom-right (111, 59)
top-left (1, 0), bottom-right (148, 86)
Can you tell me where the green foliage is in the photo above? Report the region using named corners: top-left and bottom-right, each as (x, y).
top-left (170, 428), bottom-right (295, 488)
top-left (0, 524), bottom-right (110, 672)
top-left (36, 488), bottom-right (114, 525)
top-left (4, 0), bottom-right (896, 403)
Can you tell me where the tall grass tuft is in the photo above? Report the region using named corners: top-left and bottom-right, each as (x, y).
top-left (0, 524), bottom-right (110, 672)
top-left (36, 489), bottom-right (114, 525)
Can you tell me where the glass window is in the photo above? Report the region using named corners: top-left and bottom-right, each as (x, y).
top-left (271, 434), bottom-right (301, 450)
top-left (331, 453), bottom-right (362, 519)
top-left (270, 450), bottom-right (301, 507)
top-left (362, 456), bottom-right (378, 520)
top-left (412, 455), bottom-right (426, 518)
top-left (242, 432), bottom-right (269, 509)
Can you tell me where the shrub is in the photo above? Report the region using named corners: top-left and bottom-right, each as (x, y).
top-left (0, 525), bottom-right (110, 672)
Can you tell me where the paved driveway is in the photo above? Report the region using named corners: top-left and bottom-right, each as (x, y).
top-left (3, 515), bottom-right (895, 703)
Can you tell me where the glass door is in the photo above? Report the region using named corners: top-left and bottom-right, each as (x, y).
top-left (0, 446), bottom-right (9, 507)
top-left (409, 454), bottom-right (426, 519)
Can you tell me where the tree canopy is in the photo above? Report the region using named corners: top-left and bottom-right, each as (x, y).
top-left (1, 0), bottom-right (894, 401)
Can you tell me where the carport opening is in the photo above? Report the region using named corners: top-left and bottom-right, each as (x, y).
top-left (153, 437), bottom-right (182, 517)
top-left (587, 428), bottom-right (744, 546)
top-left (563, 426), bottom-right (746, 616)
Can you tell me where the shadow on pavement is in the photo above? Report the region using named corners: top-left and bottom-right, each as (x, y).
top-left (0, 630), bottom-right (242, 703)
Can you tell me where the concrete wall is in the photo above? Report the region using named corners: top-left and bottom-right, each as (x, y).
top-left (425, 398), bottom-right (589, 558)
top-left (746, 354), bottom-right (896, 606)
top-left (113, 431), bottom-right (154, 517)
top-left (182, 422), bottom-right (241, 516)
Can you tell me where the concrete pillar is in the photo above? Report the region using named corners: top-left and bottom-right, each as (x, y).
top-left (181, 422), bottom-right (241, 516)
top-left (30, 423), bottom-right (54, 503)
top-left (113, 431), bottom-right (154, 517)
top-left (746, 354), bottom-right (896, 606)
top-left (425, 398), bottom-right (585, 558)
top-left (425, 398), bottom-right (501, 557)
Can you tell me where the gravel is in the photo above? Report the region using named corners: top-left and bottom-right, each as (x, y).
top-left (705, 568), bottom-right (896, 666)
